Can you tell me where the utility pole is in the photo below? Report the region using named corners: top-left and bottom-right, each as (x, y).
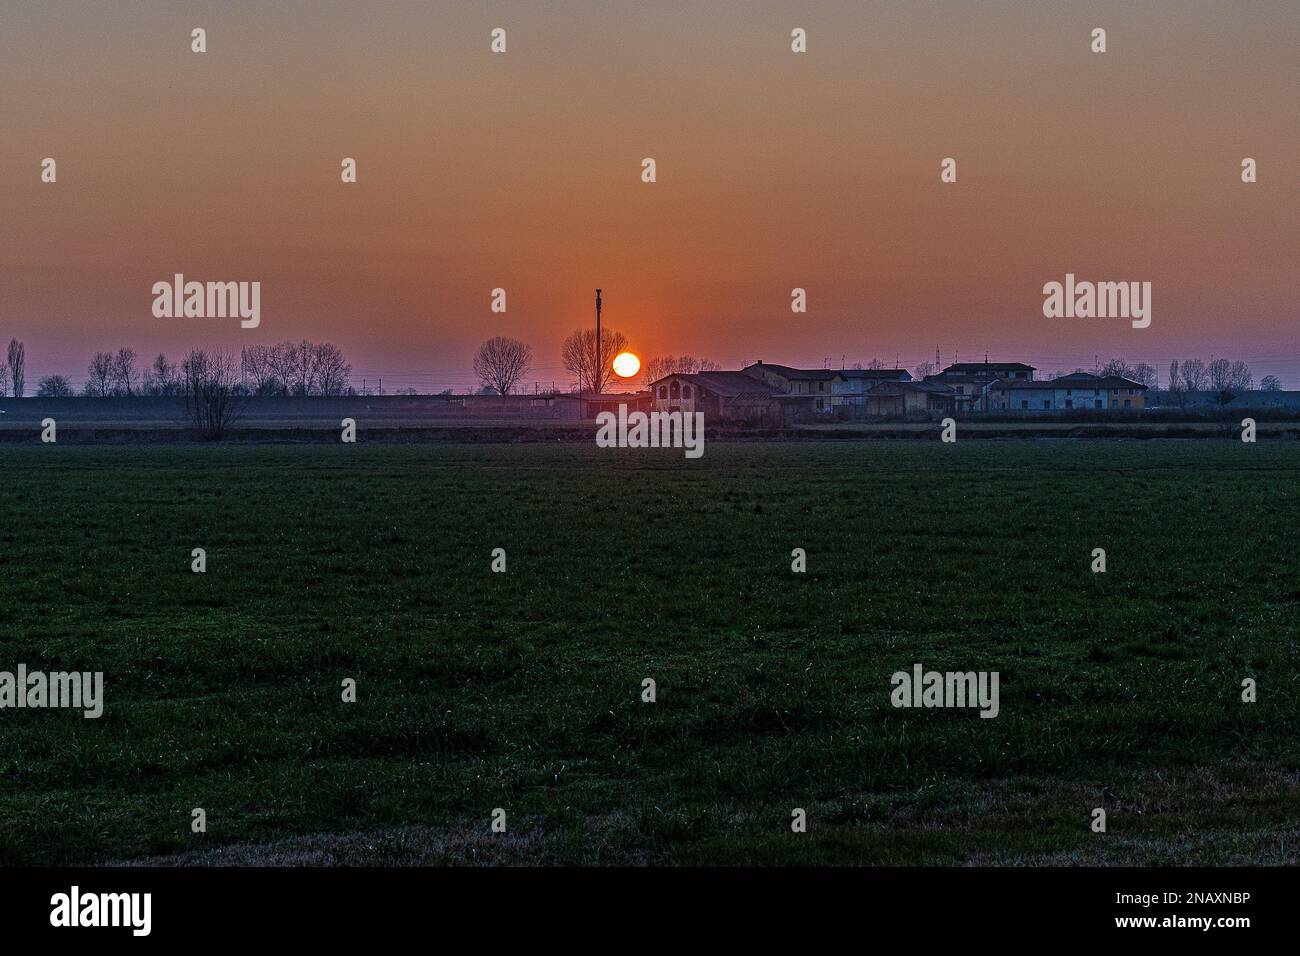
top-left (594, 288), bottom-right (602, 395)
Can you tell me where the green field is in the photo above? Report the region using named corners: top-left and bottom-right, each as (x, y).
top-left (1, 440), bottom-right (1297, 866)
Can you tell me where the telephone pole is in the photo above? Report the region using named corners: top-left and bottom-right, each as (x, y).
top-left (595, 288), bottom-right (602, 395)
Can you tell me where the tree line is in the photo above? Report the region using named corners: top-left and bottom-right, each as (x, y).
top-left (12, 341), bottom-right (355, 398)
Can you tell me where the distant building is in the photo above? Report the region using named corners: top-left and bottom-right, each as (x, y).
top-left (741, 361), bottom-right (912, 412)
top-left (988, 373), bottom-right (1147, 411)
top-left (648, 371), bottom-right (815, 423)
top-left (865, 380), bottom-right (957, 417)
top-left (831, 368), bottom-right (912, 407)
top-left (939, 361), bottom-right (1036, 382)
top-left (922, 373), bottom-right (995, 412)
top-left (740, 362), bottom-right (839, 412)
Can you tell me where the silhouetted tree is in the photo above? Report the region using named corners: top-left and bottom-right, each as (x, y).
top-left (6, 339), bottom-right (25, 398)
top-left (473, 336), bottom-right (532, 396)
top-left (36, 374), bottom-right (73, 397)
top-left (562, 327), bottom-right (628, 394)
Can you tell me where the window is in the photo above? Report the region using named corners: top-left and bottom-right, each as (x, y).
top-left (682, 385), bottom-right (692, 399)
top-left (1064, 399), bottom-right (1073, 408)
top-left (1020, 400), bottom-right (1029, 409)
top-left (658, 386), bottom-right (667, 399)
top-left (1123, 399), bottom-right (1131, 408)
top-left (670, 382), bottom-right (679, 399)
top-left (1043, 400), bottom-right (1051, 409)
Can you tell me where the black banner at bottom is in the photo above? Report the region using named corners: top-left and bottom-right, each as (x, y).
top-left (0, 866), bottom-right (1279, 942)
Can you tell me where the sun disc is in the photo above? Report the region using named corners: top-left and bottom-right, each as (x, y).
top-left (612, 351), bottom-right (641, 378)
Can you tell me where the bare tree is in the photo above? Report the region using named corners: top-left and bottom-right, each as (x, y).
top-left (292, 340), bottom-right (318, 396)
top-left (0, 363), bottom-right (8, 397)
top-left (1099, 358), bottom-right (1135, 379)
top-left (267, 342), bottom-right (297, 395)
top-left (1260, 375), bottom-right (1282, 391)
top-left (1228, 361), bottom-right (1252, 392)
top-left (1130, 362), bottom-right (1157, 388)
top-left (241, 344), bottom-right (279, 394)
top-left (1180, 358), bottom-right (1208, 393)
top-left (36, 375), bottom-right (74, 397)
top-left (111, 347), bottom-right (138, 396)
top-left (1207, 358), bottom-right (1232, 393)
top-left (145, 353), bottom-right (179, 396)
top-left (6, 339), bottom-right (25, 398)
top-left (86, 352), bottom-right (114, 397)
top-left (312, 342), bottom-right (353, 396)
top-left (561, 327), bottom-right (628, 394)
top-left (182, 348), bottom-right (244, 438)
top-left (643, 355), bottom-right (718, 382)
top-left (912, 360), bottom-right (936, 380)
top-left (473, 336), bottom-right (532, 396)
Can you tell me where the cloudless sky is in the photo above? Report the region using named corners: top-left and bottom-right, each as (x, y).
top-left (2, 1), bottom-right (1297, 390)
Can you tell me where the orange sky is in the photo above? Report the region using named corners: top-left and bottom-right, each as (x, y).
top-left (1, 1), bottom-right (1297, 390)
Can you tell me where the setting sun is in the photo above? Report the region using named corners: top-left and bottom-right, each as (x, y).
top-left (612, 351), bottom-right (641, 378)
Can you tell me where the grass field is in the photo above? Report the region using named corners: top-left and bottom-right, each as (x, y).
top-left (1, 440), bottom-right (1298, 866)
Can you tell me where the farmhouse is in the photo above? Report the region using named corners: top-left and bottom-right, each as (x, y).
top-left (864, 380), bottom-right (957, 417)
top-left (740, 362), bottom-right (839, 412)
top-left (739, 361), bottom-right (914, 412)
top-left (830, 367), bottom-right (912, 408)
top-left (940, 361), bottom-right (1036, 381)
top-left (988, 373), bottom-right (1148, 411)
top-left (648, 371), bottom-right (815, 424)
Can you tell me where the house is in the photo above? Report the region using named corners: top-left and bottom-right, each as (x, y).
top-left (922, 373), bottom-right (995, 412)
top-left (988, 373), bottom-right (1148, 411)
top-left (648, 371), bottom-right (816, 424)
top-left (830, 368), bottom-right (912, 407)
top-left (939, 361), bottom-right (1036, 382)
top-left (865, 380), bottom-right (957, 417)
top-left (741, 361), bottom-right (914, 412)
top-left (740, 362), bottom-right (840, 412)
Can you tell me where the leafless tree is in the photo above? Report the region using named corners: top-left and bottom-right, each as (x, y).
top-left (473, 336), bottom-right (532, 396)
top-left (1130, 363), bottom-right (1157, 388)
top-left (86, 352), bottom-right (114, 396)
top-left (144, 353), bottom-right (179, 396)
top-left (643, 355), bottom-right (718, 382)
top-left (1260, 375), bottom-right (1282, 391)
top-left (182, 348), bottom-right (244, 438)
top-left (1207, 358), bottom-right (1232, 393)
top-left (267, 341), bottom-right (297, 395)
top-left (6, 339), bottom-right (25, 398)
top-left (36, 375), bottom-right (74, 397)
top-left (561, 327), bottom-right (629, 394)
top-left (111, 347), bottom-right (138, 396)
top-left (1099, 358), bottom-right (1135, 379)
top-left (1180, 359), bottom-right (1208, 393)
top-left (312, 342), bottom-right (353, 396)
top-left (0, 363), bottom-right (8, 397)
top-left (1228, 361), bottom-right (1252, 392)
top-left (912, 360), bottom-right (936, 379)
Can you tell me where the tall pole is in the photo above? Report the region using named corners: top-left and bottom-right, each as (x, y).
top-left (595, 288), bottom-right (602, 395)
